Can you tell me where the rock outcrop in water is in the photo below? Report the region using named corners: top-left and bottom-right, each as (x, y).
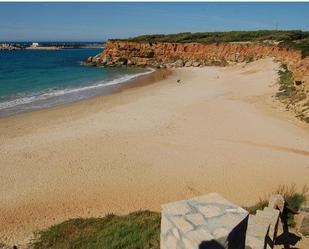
top-left (86, 40), bottom-right (309, 121)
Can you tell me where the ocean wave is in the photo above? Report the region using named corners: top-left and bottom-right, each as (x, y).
top-left (0, 68), bottom-right (155, 111)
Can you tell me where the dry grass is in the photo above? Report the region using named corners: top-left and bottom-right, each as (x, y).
top-left (244, 184), bottom-right (307, 226)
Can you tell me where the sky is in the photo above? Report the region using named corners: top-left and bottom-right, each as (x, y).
top-left (0, 2), bottom-right (309, 42)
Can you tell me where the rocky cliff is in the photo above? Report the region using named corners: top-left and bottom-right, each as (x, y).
top-left (89, 41), bottom-right (308, 84)
top-left (86, 40), bottom-right (309, 121)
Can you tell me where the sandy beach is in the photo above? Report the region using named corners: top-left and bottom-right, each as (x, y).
top-left (1, 58), bottom-right (309, 244)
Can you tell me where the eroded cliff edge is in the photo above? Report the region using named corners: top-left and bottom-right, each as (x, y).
top-left (87, 40), bottom-right (309, 121)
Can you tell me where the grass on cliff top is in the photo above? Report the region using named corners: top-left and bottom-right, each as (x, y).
top-left (114, 30), bottom-right (309, 57)
top-left (122, 30), bottom-right (309, 43)
top-left (31, 211), bottom-right (160, 249)
top-left (244, 184), bottom-right (308, 227)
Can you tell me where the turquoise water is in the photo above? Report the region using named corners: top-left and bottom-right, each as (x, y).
top-left (0, 49), bottom-right (151, 116)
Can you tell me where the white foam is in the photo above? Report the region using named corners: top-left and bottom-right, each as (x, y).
top-left (0, 68), bottom-right (155, 110)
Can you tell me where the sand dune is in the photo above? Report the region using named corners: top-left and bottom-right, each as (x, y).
top-left (0, 58), bottom-right (308, 244)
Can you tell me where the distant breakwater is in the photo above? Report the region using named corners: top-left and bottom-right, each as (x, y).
top-left (0, 42), bottom-right (104, 51)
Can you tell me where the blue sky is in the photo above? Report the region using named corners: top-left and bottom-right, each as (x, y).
top-left (0, 2), bottom-right (309, 42)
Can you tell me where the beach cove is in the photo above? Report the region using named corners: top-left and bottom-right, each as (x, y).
top-left (0, 58), bottom-right (309, 244)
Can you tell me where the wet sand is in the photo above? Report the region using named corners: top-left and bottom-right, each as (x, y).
top-left (0, 59), bottom-right (309, 245)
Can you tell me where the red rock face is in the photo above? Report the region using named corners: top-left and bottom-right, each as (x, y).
top-left (99, 40), bottom-right (309, 89)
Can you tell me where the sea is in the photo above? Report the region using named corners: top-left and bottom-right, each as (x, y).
top-left (0, 48), bottom-right (152, 117)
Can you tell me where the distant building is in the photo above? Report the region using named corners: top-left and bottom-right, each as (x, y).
top-left (31, 42), bottom-right (39, 47)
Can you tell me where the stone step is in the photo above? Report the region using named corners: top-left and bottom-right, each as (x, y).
top-left (246, 214), bottom-right (269, 249)
top-left (256, 209), bottom-right (279, 228)
top-left (256, 209), bottom-right (279, 220)
top-left (256, 208), bottom-right (280, 238)
top-left (247, 215), bottom-right (269, 234)
top-left (246, 208), bottom-right (280, 249)
top-left (246, 234), bottom-right (265, 249)
top-left (160, 194), bottom-right (283, 249)
top-left (160, 193), bottom-right (249, 249)
top-left (262, 207), bottom-right (280, 219)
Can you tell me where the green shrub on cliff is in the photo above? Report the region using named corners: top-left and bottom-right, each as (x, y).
top-left (276, 64), bottom-right (296, 99)
top-left (123, 30), bottom-right (309, 44)
top-left (278, 39), bottom-right (309, 58)
top-left (276, 64), bottom-right (309, 123)
top-left (31, 211), bottom-right (160, 249)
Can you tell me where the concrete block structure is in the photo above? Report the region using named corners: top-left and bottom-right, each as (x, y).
top-left (161, 193), bottom-right (282, 249)
top-left (161, 193), bottom-right (249, 249)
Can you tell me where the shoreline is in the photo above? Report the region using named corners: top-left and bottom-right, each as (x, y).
top-left (0, 68), bottom-right (170, 119)
top-left (1, 59), bottom-right (309, 245)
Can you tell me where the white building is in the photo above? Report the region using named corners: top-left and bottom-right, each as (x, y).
top-left (31, 42), bottom-right (39, 47)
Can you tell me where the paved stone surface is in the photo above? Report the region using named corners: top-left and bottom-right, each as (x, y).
top-left (171, 216), bottom-right (194, 234)
top-left (198, 205), bottom-right (222, 218)
top-left (162, 201), bottom-right (192, 216)
top-left (161, 193), bottom-right (249, 249)
top-left (185, 213), bottom-right (206, 227)
top-left (166, 234), bottom-right (177, 249)
top-left (161, 193), bottom-right (283, 249)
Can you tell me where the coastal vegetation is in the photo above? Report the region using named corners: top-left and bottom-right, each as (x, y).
top-left (244, 184), bottom-right (308, 227)
top-left (278, 38), bottom-right (309, 58)
top-left (276, 64), bottom-right (309, 123)
top-left (276, 64), bottom-right (296, 99)
top-left (29, 186), bottom-right (307, 249)
top-left (244, 199), bottom-right (269, 215)
top-left (117, 30), bottom-right (309, 57)
top-left (31, 211), bottom-right (160, 249)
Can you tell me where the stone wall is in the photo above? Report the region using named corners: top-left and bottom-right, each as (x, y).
top-left (160, 193), bottom-right (284, 249)
top-left (160, 193), bottom-right (249, 249)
